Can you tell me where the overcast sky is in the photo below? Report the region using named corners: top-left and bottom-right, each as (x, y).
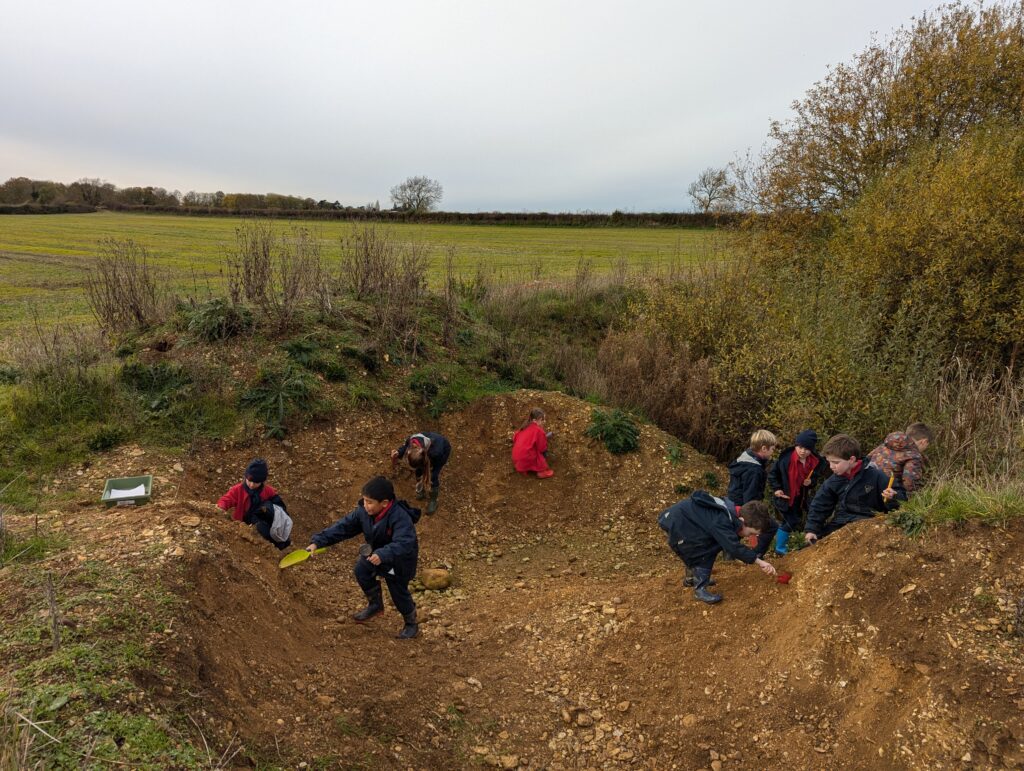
top-left (1, 1), bottom-right (942, 212)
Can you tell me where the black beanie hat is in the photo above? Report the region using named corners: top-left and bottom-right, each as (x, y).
top-left (362, 475), bottom-right (395, 502)
top-left (245, 458), bottom-right (269, 484)
top-left (794, 429), bottom-right (818, 451)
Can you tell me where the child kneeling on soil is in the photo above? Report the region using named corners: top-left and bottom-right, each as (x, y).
top-left (658, 492), bottom-right (776, 604)
top-left (390, 431), bottom-right (452, 515)
top-left (305, 476), bottom-right (420, 639)
top-left (216, 459), bottom-right (292, 550)
top-left (512, 407), bottom-right (554, 478)
top-left (804, 434), bottom-right (904, 544)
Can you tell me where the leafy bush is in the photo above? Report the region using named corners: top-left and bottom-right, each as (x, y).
top-left (0, 365), bottom-right (20, 385)
top-left (834, 124), bottom-right (1024, 363)
top-left (282, 338), bottom-right (318, 367)
top-left (239, 358), bottom-right (322, 439)
top-left (585, 408), bottom-right (640, 454)
top-left (282, 337), bottom-right (349, 382)
top-left (887, 507), bottom-right (926, 538)
top-left (120, 361), bottom-right (190, 394)
top-left (184, 298), bottom-right (253, 342)
top-left (86, 424), bottom-right (127, 452)
top-left (408, 362), bottom-right (506, 417)
top-left (666, 442), bottom-right (684, 465)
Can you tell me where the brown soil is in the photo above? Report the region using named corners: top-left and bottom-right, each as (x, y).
top-left (33, 390), bottom-right (1024, 768)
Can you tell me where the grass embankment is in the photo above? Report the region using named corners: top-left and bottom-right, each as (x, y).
top-left (0, 519), bottom-right (206, 769)
top-left (0, 212), bottom-right (720, 331)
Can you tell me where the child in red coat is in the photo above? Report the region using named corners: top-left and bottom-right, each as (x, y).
top-left (512, 408), bottom-right (554, 478)
top-left (216, 458), bottom-right (291, 549)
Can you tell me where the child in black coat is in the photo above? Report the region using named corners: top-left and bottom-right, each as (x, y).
top-left (391, 432), bottom-right (452, 515)
top-left (727, 429), bottom-right (779, 558)
top-left (804, 434), bottom-right (904, 543)
top-left (768, 429), bottom-right (829, 554)
top-left (658, 491), bottom-right (777, 604)
top-left (305, 476), bottom-right (421, 639)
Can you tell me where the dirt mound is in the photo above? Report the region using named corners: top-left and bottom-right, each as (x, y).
top-left (41, 390), bottom-right (1024, 768)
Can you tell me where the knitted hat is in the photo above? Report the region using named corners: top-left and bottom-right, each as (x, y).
top-left (245, 458), bottom-right (269, 484)
top-left (361, 475), bottom-right (395, 502)
top-left (794, 429), bottom-right (818, 451)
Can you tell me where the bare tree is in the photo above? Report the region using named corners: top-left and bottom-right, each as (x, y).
top-left (390, 176), bottom-right (443, 213)
top-left (687, 167), bottom-right (736, 214)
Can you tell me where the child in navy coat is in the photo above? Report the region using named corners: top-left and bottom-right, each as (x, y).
top-left (391, 431), bottom-right (452, 515)
top-left (658, 492), bottom-right (777, 604)
top-left (804, 434), bottom-right (904, 543)
top-left (306, 476), bottom-right (421, 639)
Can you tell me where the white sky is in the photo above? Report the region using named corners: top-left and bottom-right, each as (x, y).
top-left (0, 0), bottom-right (941, 212)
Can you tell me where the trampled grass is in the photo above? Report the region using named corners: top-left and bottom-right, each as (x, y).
top-left (0, 212), bottom-right (724, 331)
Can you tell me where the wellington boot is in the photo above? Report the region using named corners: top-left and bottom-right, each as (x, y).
top-left (537, 469), bottom-right (554, 479)
top-left (426, 489), bottom-right (439, 515)
top-left (353, 586), bottom-right (384, 623)
top-left (774, 528), bottom-right (790, 556)
top-left (415, 482), bottom-right (426, 500)
top-left (683, 567), bottom-right (715, 587)
top-left (397, 611), bottom-right (418, 639)
top-left (692, 567), bottom-right (722, 604)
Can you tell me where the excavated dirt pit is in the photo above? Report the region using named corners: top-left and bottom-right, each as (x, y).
top-left (47, 391), bottom-right (1024, 768)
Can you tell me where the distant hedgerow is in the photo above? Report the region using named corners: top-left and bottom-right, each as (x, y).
top-left (585, 408), bottom-right (640, 454)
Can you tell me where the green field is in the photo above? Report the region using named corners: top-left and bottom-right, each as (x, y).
top-left (0, 212), bottom-right (723, 331)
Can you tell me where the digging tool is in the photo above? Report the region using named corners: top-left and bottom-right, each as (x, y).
top-left (776, 571), bottom-right (792, 584)
top-left (279, 547), bottom-right (327, 569)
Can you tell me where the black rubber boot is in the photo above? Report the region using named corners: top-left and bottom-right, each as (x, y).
top-left (692, 567), bottom-right (722, 604)
top-left (396, 610), bottom-right (418, 639)
top-left (353, 585), bottom-right (384, 622)
top-left (683, 567), bottom-right (715, 587)
top-left (426, 489), bottom-right (439, 515)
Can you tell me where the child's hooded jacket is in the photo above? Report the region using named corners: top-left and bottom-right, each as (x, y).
top-left (658, 491), bottom-right (758, 566)
top-left (311, 499), bottom-right (420, 578)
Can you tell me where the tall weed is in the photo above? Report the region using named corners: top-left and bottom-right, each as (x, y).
top-left (338, 225), bottom-right (428, 353)
top-left (84, 237), bottom-right (169, 332)
top-left (225, 221), bottom-right (328, 330)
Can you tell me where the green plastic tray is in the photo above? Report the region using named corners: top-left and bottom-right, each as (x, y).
top-left (101, 475), bottom-right (153, 506)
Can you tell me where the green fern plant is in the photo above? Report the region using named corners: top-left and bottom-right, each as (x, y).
top-left (585, 408), bottom-right (640, 454)
top-left (240, 360), bottom-right (321, 439)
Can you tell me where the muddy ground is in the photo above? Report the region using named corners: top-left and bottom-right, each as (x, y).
top-left (21, 390), bottom-right (1024, 769)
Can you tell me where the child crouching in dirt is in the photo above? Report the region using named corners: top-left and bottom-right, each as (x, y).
top-left (804, 434), bottom-right (904, 544)
top-left (305, 476), bottom-right (420, 639)
top-left (390, 431), bottom-right (451, 515)
top-left (512, 407), bottom-right (554, 478)
top-left (657, 491), bottom-right (776, 604)
top-left (216, 458), bottom-right (292, 550)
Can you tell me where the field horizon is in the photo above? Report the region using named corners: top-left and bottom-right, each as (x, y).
top-left (0, 211), bottom-right (725, 332)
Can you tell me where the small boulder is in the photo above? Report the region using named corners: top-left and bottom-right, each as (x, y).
top-left (421, 568), bottom-right (452, 590)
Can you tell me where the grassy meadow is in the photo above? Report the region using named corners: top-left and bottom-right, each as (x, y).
top-left (0, 212), bottom-right (723, 331)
